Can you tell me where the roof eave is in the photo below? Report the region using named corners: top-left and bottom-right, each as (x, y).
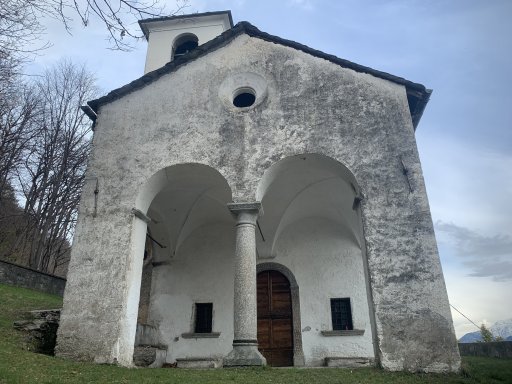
top-left (88, 21), bottom-right (431, 128)
top-left (407, 88), bottom-right (432, 130)
top-left (138, 10), bottom-right (234, 40)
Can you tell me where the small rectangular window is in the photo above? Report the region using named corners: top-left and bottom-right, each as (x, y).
top-left (195, 303), bottom-right (213, 333)
top-left (330, 298), bottom-right (353, 331)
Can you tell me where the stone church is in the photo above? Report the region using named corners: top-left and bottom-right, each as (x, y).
top-left (56, 11), bottom-right (461, 371)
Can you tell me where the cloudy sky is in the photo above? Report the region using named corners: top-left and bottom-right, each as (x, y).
top-left (27, 0), bottom-right (512, 337)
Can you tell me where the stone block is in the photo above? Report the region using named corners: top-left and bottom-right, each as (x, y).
top-left (176, 358), bottom-right (222, 368)
top-left (325, 357), bottom-right (373, 368)
top-left (133, 346), bottom-right (167, 368)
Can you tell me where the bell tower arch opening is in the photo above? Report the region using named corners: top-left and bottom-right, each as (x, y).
top-left (172, 33), bottom-right (198, 60)
top-left (139, 11), bottom-right (233, 74)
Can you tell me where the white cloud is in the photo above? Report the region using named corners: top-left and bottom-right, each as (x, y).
top-left (436, 221), bottom-right (512, 281)
top-left (419, 136), bottom-right (512, 235)
top-left (444, 267), bottom-right (512, 338)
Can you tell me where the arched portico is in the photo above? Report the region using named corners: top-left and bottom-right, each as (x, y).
top-left (255, 154), bottom-right (364, 259)
top-left (254, 153), bottom-right (376, 366)
top-left (131, 163), bottom-right (235, 365)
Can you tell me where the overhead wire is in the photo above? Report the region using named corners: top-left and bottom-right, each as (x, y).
top-left (449, 303), bottom-right (481, 331)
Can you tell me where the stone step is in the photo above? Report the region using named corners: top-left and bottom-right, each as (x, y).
top-left (325, 357), bottom-right (373, 368)
top-left (176, 358), bottom-right (222, 368)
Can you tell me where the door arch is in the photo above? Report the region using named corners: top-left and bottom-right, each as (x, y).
top-left (256, 263), bottom-right (304, 366)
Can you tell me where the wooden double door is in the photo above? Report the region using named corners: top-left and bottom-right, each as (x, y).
top-left (257, 270), bottom-right (294, 366)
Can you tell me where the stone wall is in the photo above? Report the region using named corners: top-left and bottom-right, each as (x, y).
top-left (0, 260), bottom-right (66, 296)
top-left (459, 342), bottom-right (512, 358)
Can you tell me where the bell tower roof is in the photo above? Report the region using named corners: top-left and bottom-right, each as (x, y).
top-left (139, 11), bottom-right (233, 74)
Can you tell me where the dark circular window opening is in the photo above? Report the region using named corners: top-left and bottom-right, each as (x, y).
top-left (233, 88), bottom-right (256, 108)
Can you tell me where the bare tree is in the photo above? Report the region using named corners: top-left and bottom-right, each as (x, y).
top-left (13, 60), bottom-right (98, 273)
top-left (0, 1), bottom-right (49, 59)
top-left (0, 0), bottom-right (189, 55)
top-left (0, 77), bottom-right (40, 197)
top-left (69, 0), bottom-right (189, 50)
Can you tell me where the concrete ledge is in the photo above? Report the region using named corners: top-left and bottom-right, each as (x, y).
top-left (321, 329), bottom-right (365, 336)
top-left (176, 358), bottom-right (222, 368)
top-left (325, 357), bottom-right (373, 368)
top-left (181, 332), bottom-right (221, 339)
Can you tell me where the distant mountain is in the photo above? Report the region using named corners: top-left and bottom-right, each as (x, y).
top-left (491, 319), bottom-right (512, 339)
top-left (459, 331), bottom-right (482, 343)
top-left (459, 318), bottom-right (512, 343)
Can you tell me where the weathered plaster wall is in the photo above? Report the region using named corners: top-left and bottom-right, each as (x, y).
top-left (146, 218), bottom-right (374, 366)
top-left (57, 34), bottom-right (459, 371)
top-left (149, 224), bottom-right (235, 362)
top-left (271, 218), bottom-right (375, 366)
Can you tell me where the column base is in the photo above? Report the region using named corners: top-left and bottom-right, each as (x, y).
top-left (223, 341), bottom-right (266, 367)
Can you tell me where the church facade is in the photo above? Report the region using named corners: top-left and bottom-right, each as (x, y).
top-left (56, 11), bottom-right (461, 371)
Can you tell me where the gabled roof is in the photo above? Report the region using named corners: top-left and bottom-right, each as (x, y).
top-left (84, 21), bottom-right (431, 129)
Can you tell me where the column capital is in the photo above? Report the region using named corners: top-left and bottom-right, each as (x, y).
top-left (227, 202), bottom-right (263, 216)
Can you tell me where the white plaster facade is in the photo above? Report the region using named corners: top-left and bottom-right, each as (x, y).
top-left (56, 11), bottom-right (461, 372)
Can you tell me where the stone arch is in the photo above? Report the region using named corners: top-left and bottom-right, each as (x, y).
top-left (254, 154), bottom-right (378, 365)
top-left (135, 163), bottom-right (233, 215)
top-left (256, 153), bottom-right (362, 201)
top-left (133, 162), bottom-right (234, 268)
top-left (257, 262), bottom-right (305, 366)
top-left (129, 163), bottom-right (233, 363)
top-left (255, 153), bottom-right (364, 258)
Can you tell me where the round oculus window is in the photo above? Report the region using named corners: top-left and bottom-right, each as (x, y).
top-left (218, 73), bottom-right (268, 111)
top-left (233, 88), bottom-right (256, 108)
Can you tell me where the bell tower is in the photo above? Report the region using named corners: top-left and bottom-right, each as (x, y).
top-left (139, 10), bottom-right (233, 74)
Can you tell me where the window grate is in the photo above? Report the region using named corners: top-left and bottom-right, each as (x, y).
top-left (195, 303), bottom-right (213, 333)
top-left (330, 298), bottom-right (353, 331)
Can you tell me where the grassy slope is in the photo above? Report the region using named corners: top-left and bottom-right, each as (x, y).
top-left (1, 283), bottom-right (511, 384)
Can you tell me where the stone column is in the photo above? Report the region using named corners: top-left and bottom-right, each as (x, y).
top-left (223, 202), bottom-right (266, 367)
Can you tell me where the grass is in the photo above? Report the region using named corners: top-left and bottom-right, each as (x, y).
top-left (1, 283), bottom-right (511, 383)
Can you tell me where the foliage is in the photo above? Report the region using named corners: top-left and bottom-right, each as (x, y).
top-left (480, 324), bottom-right (494, 342)
top-left (479, 323), bottom-right (503, 342)
top-left (1, 283), bottom-right (512, 383)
